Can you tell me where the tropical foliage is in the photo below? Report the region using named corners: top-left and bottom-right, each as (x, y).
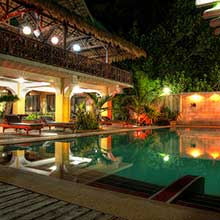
top-left (113, 71), bottom-right (161, 124)
top-left (115, 0), bottom-right (220, 93)
top-left (0, 94), bottom-right (19, 118)
top-left (85, 93), bottom-right (113, 121)
top-left (0, 94), bottom-right (19, 103)
top-left (75, 102), bottom-right (99, 130)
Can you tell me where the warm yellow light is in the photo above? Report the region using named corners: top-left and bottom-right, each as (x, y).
top-left (162, 87), bottom-right (171, 95)
top-left (210, 152), bottom-right (220, 159)
top-left (17, 77), bottom-right (25, 83)
top-left (22, 26), bottom-right (32, 35)
top-left (209, 94), bottom-right (220, 102)
top-left (163, 155), bottom-right (170, 162)
top-left (51, 36), bottom-right (59, 45)
top-left (189, 149), bottom-right (202, 158)
top-left (189, 94), bottom-right (203, 102)
top-left (86, 105), bottom-right (92, 112)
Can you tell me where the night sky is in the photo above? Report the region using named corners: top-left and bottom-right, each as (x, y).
top-left (86, 0), bottom-right (174, 34)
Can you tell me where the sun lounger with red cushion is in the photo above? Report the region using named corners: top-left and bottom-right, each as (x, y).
top-left (40, 116), bottom-right (76, 131)
top-left (0, 115), bottom-right (43, 134)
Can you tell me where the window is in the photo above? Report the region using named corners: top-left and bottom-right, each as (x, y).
top-left (46, 94), bottom-right (55, 112)
top-left (25, 94), bottom-right (40, 112)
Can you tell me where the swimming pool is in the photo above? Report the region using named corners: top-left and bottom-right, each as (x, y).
top-left (1, 128), bottom-right (220, 197)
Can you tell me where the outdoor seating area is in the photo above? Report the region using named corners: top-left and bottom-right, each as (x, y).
top-left (40, 116), bottom-right (76, 132)
top-left (0, 115), bottom-right (43, 135)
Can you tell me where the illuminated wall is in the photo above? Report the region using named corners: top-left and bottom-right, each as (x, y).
top-left (178, 128), bottom-right (220, 160)
top-left (180, 92), bottom-right (220, 124)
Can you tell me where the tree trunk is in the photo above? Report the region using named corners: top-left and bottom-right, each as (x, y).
top-left (2, 102), bottom-right (12, 118)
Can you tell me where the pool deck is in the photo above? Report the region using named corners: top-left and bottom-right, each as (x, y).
top-left (0, 125), bottom-right (169, 145)
top-left (0, 181), bottom-right (125, 220)
top-left (0, 165), bottom-right (220, 220)
top-left (1, 125), bottom-right (220, 219)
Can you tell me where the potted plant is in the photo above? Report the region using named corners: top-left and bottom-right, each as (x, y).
top-left (168, 110), bottom-right (179, 127)
top-left (160, 106), bottom-right (179, 127)
top-left (22, 113), bottom-right (41, 123)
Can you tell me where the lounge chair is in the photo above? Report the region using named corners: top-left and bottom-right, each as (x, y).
top-left (0, 115), bottom-right (43, 134)
top-left (40, 116), bottom-right (76, 131)
top-left (101, 116), bottom-right (134, 127)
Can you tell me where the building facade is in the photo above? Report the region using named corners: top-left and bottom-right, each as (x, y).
top-left (0, 0), bottom-right (146, 121)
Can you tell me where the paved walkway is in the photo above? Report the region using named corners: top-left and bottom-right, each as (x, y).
top-left (0, 126), bottom-right (170, 145)
top-left (0, 182), bottom-right (125, 220)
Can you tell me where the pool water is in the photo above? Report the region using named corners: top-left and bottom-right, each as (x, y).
top-left (1, 128), bottom-right (220, 196)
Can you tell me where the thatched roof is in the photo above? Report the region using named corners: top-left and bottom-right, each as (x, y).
top-left (0, 0), bottom-right (146, 62)
top-left (55, 0), bottom-right (93, 22)
top-left (21, 0), bottom-right (147, 60)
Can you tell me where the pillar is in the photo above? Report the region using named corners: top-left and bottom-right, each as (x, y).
top-left (13, 82), bottom-right (25, 114)
top-left (41, 93), bottom-right (47, 114)
top-left (52, 142), bottom-right (70, 177)
top-left (63, 94), bottom-right (70, 122)
top-left (55, 142), bottom-right (70, 165)
top-left (55, 79), bottom-right (73, 122)
top-left (107, 100), bottom-right (112, 119)
top-left (55, 93), bottom-right (64, 122)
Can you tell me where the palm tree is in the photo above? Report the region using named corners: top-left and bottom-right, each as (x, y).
top-left (85, 93), bottom-right (113, 122)
top-left (0, 94), bottom-right (19, 118)
top-left (122, 71), bottom-right (162, 125)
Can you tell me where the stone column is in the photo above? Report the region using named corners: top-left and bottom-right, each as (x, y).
top-left (55, 78), bottom-right (75, 122)
top-left (13, 82), bottom-right (25, 114)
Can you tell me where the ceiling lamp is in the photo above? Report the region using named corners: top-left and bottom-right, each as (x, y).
top-left (73, 44), bottom-right (81, 52)
top-left (51, 36), bottom-right (59, 45)
top-left (17, 77), bottom-right (25, 83)
top-left (33, 29), bottom-right (41, 38)
top-left (22, 26), bottom-right (32, 35)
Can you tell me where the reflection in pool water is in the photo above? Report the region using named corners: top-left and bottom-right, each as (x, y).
top-left (1, 128), bottom-right (220, 196)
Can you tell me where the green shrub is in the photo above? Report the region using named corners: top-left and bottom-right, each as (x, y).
top-left (160, 106), bottom-right (179, 121)
top-left (75, 103), bottom-right (99, 130)
top-left (76, 111), bottom-right (99, 130)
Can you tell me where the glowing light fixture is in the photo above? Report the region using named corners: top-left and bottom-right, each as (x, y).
top-left (189, 94), bottom-right (203, 102)
top-left (22, 26), bottom-right (32, 35)
top-left (73, 44), bottom-right (81, 52)
top-left (209, 94), bottom-right (220, 101)
top-left (190, 149), bottom-right (202, 158)
top-left (17, 77), bottom-right (25, 83)
top-left (51, 36), bottom-right (59, 45)
top-left (163, 155), bottom-right (170, 162)
top-left (210, 152), bottom-right (220, 159)
top-left (33, 29), bottom-right (41, 38)
top-left (162, 87), bottom-right (171, 95)
top-left (73, 85), bottom-right (81, 93)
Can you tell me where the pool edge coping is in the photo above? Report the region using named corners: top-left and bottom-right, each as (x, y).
top-left (0, 165), bottom-right (220, 220)
top-left (0, 125), bottom-right (170, 145)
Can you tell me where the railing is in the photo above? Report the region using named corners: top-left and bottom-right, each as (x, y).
top-left (0, 29), bottom-right (132, 85)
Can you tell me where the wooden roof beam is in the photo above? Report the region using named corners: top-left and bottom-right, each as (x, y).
top-left (66, 35), bottom-right (90, 43)
top-left (79, 44), bottom-right (105, 52)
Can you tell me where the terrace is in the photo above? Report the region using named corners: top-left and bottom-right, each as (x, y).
top-left (0, 28), bottom-right (132, 85)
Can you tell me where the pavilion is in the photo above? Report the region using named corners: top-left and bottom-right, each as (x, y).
top-left (196, 0), bottom-right (220, 35)
top-left (0, 0), bottom-right (146, 122)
